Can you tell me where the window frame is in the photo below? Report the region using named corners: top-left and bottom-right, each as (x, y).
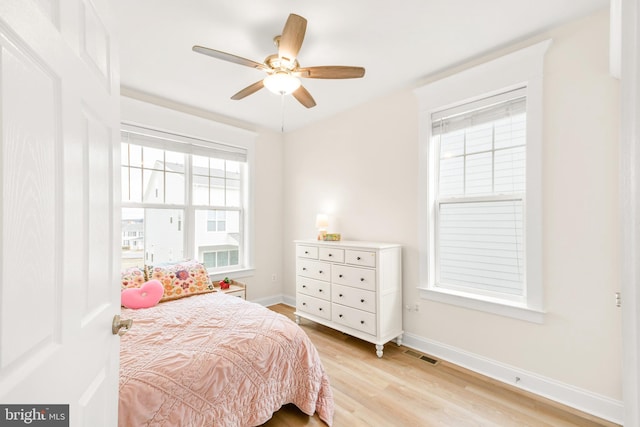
top-left (433, 89), bottom-right (528, 303)
top-left (120, 124), bottom-right (254, 279)
top-left (414, 40), bottom-right (551, 323)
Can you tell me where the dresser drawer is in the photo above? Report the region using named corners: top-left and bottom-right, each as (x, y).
top-left (298, 294), bottom-right (331, 320)
top-left (332, 264), bottom-right (376, 291)
top-left (332, 284), bottom-right (376, 313)
top-left (332, 303), bottom-right (376, 335)
top-left (345, 249), bottom-right (376, 267)
top-left (297, 277), bottom-right (330, 301)
top-left (319, 247), bottom-right (344, 262)
top-left (297, 245), bottom-right (319, 259)
top-left (297, 259), bottom-right (331, 281)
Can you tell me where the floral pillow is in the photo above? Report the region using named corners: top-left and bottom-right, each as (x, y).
top-left (121, 266), bottom-right (146, 290)
top-left (146, 260), bottom-right (214, 302)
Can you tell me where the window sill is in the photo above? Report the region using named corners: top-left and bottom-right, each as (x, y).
top-left (209, 267), bottom-right (255, 283)
top-left (418, 287), bottom-right (545, 324)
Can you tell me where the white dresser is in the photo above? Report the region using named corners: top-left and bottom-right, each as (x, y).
top-left (294, 239), bottom-right (403, 357)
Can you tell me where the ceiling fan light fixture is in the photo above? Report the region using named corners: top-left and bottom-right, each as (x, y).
top-left (264, 72), bottom-right (301, 95)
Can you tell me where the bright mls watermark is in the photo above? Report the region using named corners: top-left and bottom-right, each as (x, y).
top-left (0, 405), bottom-right (68, 426)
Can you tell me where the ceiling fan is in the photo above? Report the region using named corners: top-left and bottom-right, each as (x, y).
top-left (192, 13), bottom-right (365, 108)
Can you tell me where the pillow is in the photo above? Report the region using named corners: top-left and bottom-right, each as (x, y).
top-left (121, 266), bottom-right (146, 290)
top-left (121, 280), bottom-right (163, 309)
top-left (146, 260), bottom-right (214, 302)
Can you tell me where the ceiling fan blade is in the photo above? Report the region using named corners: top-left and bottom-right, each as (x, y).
top-left (231, 80), bottom-right (265, 100)
top-left (279, 14), bottom-right (307, 62)
top-left (192, 45), bottom-right (266, 70)
top-left (297, 66), bottom-right (366, 79)
top-left (292, 85), bottom-right (316, 108)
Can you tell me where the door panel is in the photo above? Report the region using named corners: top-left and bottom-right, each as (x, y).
top-left (0, 1), bottom-right (121, 426)
top-left (0, 26), bottom-right (60, 375)
top-left (80, 0), bottom-right (111, 85)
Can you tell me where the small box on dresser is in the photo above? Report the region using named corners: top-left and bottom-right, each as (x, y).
top-left (294, 239), bottom-right (403, 357)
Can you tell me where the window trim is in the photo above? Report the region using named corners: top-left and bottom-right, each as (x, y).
top-left (120, 123), bottom-right (254, 277)
top-left (414, 40), bottom-right (551, 323)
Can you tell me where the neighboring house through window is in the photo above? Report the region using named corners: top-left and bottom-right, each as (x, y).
top-left (120, 125), bottom-right (251, 276)
top-left (414, 40), bottom-right (551, 323)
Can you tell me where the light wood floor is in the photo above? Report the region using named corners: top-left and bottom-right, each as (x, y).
top-left (262, 304), bottom-right (619, 427)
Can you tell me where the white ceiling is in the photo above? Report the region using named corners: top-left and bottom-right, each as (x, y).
top-left (113, 0), bottom-right (608, 133)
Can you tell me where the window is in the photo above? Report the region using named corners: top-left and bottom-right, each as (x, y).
top-left (433, 89), bottom-right (526, 301)
top-left (415, 40), bottom-right (550, 323)
top-left (206, 210), bottom-right (227, 232)
top-left (120, 125), bottom-right (251, 275)
top-left (202, 249), bottom-right (239, 269)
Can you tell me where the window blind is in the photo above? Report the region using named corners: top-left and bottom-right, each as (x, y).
top-left (121, 125), bottom-right (247, 162)
top-left (432, 89), bottom-right (527, 299)
top-left (438, 200), bottom-right (524, 296)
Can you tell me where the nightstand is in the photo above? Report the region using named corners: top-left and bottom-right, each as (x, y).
top-left (215, 280), bottom-right (246, 300)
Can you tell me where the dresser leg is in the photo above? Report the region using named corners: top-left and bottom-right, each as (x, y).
top-left (375, 344), bottom-right (384, 358)
top-left (396, 334), bottom-right (403, 346)
top-left (295, 315), bottom-right (300, 325)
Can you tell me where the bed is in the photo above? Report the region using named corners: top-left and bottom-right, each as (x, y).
top-left (118, 291), bottom-right (334, 426)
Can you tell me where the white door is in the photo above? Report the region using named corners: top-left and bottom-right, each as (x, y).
top-left (0, 0), bottom-right (121, 426)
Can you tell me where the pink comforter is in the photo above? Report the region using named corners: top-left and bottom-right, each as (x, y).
top-left (119, 292), bottom-right (334, 426)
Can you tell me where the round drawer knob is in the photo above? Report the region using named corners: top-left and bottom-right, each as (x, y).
top-left (328, 253), bottom-right (333, 257)
top-left (357, 256), bottom-right (361, 260)
top-left (339, 274), bottom-right (343, 278)
top-left (360, 320), bottom-right (365, 324)
top-left (302, 267), bottom-right (307, 271)
top-left (319, 307), bottom-right (323, 311)
top-left (360, 299), bottom-right (365, 303)
top-left (302, 285), bottom-right (306, 288)
top-left (304, 251), bottom-right (309, 254)
top-left (302, 302), bottom-right (307, 306)
top-left (319, 270), bottom-right (323, 274)
top-left (339, 314), bottom-right (343, 318)
top-left (319, 289), bottom-right (323, 292)
top-left (339, 294), bottom-right (343, 297)
top-left (360, 278), bottom-right (365, 282)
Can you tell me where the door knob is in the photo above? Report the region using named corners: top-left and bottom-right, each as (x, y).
top-left (112, 315), bottom-right (133, 336)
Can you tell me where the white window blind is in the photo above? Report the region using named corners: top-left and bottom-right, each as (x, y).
top-left (121, 125), bottom-right (247, 162)
top-left (432, 88), bottom-right (527, 300)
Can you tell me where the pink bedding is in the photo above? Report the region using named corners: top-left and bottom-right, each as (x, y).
top-left (118, 292), bottom-right (334, 426)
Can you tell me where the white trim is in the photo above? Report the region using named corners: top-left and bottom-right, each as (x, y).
top-left (620, 0), bottom-right (640, 425)
top-left (418, 287), bottom-right (545, 324)
top-left (610, 0), bottom-right (622, 78)
top-left (209, 267), bottom-right (255, 283)
top-left (402, 332), bottom-right (624, 424)
top-left (414, 40), bottom-right (551, 320)
top-left (281, 294), bottom-right (296, 307)
top-left (251, 293), bottom-right (295, 308)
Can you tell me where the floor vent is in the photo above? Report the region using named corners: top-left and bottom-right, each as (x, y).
top-left (420, 355), bottom-right (439, 365)
top-left (404, 349), bottom-right (439, 365)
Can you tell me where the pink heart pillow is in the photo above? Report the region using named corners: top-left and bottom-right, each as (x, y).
top-left (121, 280), bottom-right (164, 309)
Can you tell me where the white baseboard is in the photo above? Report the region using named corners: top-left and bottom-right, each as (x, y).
top-left (250, 293), bottom-right (295, 308)
top-left (402, 332), bottom-right (623, 424)
top-left (282, 294), bottom-right (296, 307)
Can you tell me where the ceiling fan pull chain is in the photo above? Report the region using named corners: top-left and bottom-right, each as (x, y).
top-left (281, 93), bottom-right (286, 133)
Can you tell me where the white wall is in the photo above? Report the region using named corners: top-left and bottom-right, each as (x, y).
top-left (120, 96), bottom-right (285, 302)
top-left (283, 8), bottom-right (622, 421)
